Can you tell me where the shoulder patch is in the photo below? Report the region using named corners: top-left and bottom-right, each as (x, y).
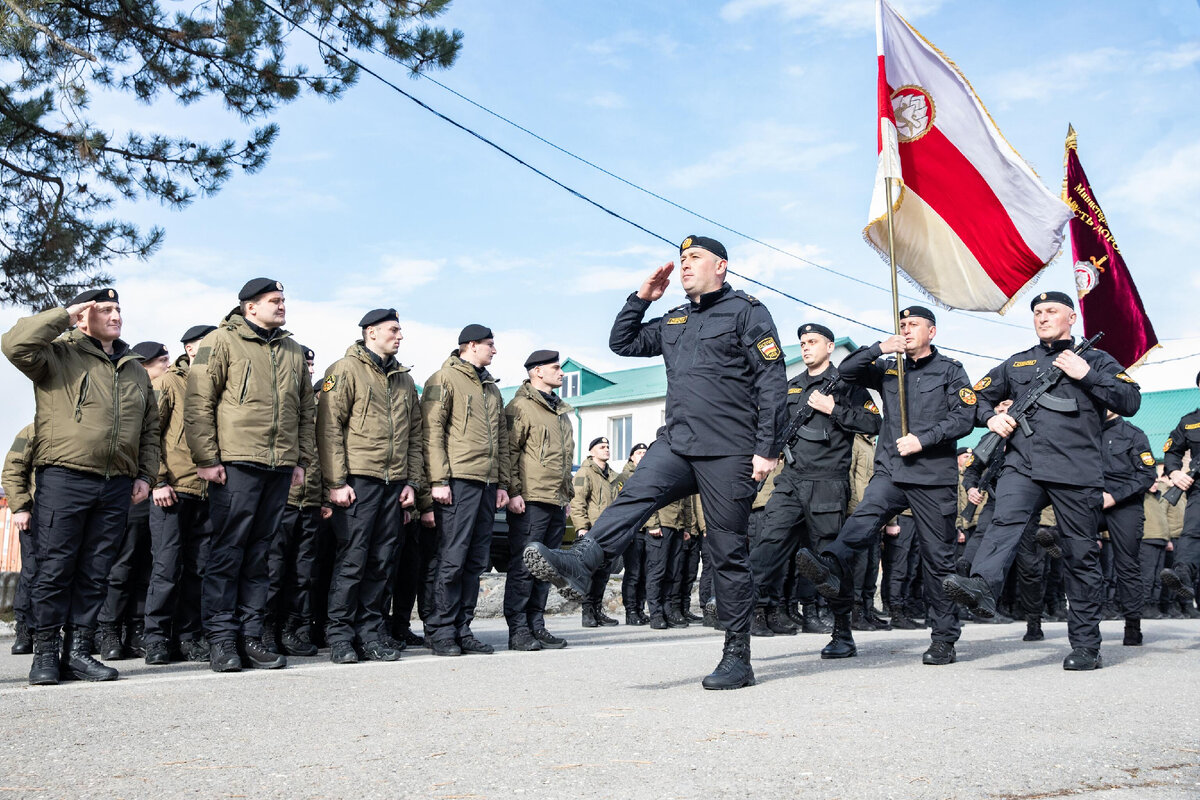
top-left (1013, 360), bottom-right (1037, 368)
top-left (194, 346), bottom-right (211, 366)
top-left (573, 475), bottom-right (587, 487)
top-left (423, 384), bottom-right (443, 402)
top-left (666, 315), bottom-right (688, 325)
top-left (1140, 452), bottom-right (1156, 467)
top-left (11, 436), bottom-right (26, 453)
top-left (973, 376), bottom-right (991, 392)
top-left (321, 375), bottom-right (337, 393)
top-left (1164, 437), bottom-right (1173, 453)
top-left (756, 336), bottom-right (781, 362)
top-left (505, 412), bottom-right (516, 430)
top-left (959, 387), bottom-right (977, 406)
top-left (964, 453), bottom-right (975, 467)
top-left (1116, 372), bottom-right (1135, 384)
top-left (865, 400), bottom-right (880, 415)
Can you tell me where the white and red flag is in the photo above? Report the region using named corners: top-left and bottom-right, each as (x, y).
top-left (865, 0), bottom-right (1073, 313)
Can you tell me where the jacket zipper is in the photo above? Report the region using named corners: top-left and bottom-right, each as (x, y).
top-left (239, 362), bottom-right (252, 404)
top-left (105, 363), bottom-right (120, 479)
top-left (384, 372), bottom-right (395, 484)
top-left (75, 374), bottom-right (90, 422)
top-left (268, 344), bottom-right (279, 468)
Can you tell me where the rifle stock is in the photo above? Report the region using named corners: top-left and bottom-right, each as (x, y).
top-left (1164, 466), bottom-right (1199, 506)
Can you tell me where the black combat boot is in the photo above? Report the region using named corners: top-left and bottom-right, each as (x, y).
top-left (665, 605), bottom-right (689, 629)
top-left (180, 638), bottom-right (210, 662)
top-left (649, 612), bottom-right (668, 630)
top-left (524, 537), bottom-right (606, 602)
top-left (701, 599), bottom-right (717, 628)
top-left (1023, 615), bottom-right (1044, 641)
top-left (260, 619), bottom-right (281, 656)
top-left (922, 641), bottom-right (956, 665)
top-left (144, 640), bottom-right (171, 665)
top-left (580, 603), bottom-right (599, 628)
top-left (786, 601), bottom-right (806, 626)
top-left (242, 636), bottom-right (286, 669)
top-left (95, 621), bottom-right (124, 661)
top-left (125, 619), bottom-right (146, 657)
top-left (821, 615), bottom-right (857, 659)
top-left (1123, 617), bottom-right (1142, 646)
top-left (1183, 600), bottom-right (1200, 619)
top-left (625, 610), bottom-right (646, 626)
top-left (1035, 526), bottom-right (1064, 559)
top-left (29, 630), bottom-right (62, 686)
top-left (750, 608), bottom-right (774, 637)
top-left (594, 606), bottom-right (620, 626)
top-left (280, 618), bottom-right (318, 656)
top-left (767, 605), bottom-right (798, 635)
top-left (681, 601), bottom-right (703, 623)
top-left (863, 597), bottom-right (891, 631)
top-left (362, 639), bottom-right (403, 661)
top-left (209, 639), bottom-right (243, 672)
top-left (701, 631), bottom-right (755, 690)
top-left (1063, 647), bottom-right (1102, 670)
top-left (532, 628), bottom-right (567, 649)
top-left (794, 549), bottom-right (842, 599)
top-left (508, 629), bottom-right (542, 652)
top-left (850, 603), bottom-right (873, 632)
top-left (890, 611), bottom-right (920, 630)
top-left (62, 627), bottom-right (119, 681)
top-left (11, 619), bottom-right (32, 655)
top-left (801, 603), bottom-right (831, 634)
top-left (955, 555), bottom-right (972, 577)
top-left (942, 575), bottom-right (997, 619)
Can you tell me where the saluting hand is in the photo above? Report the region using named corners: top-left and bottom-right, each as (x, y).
top-left (636, 262), bottom-right (674, 302)
top-left (65, 300), bottom-right (96, 327)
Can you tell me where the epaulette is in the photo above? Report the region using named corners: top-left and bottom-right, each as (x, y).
top-left (943, 355), bottom-right (962, 367)
top-left (666, 303), bottom-right (689, 314)
top-left (730, 289), bottom-right (761, 305)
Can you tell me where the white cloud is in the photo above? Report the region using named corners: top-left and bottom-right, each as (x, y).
top-left (583, 31), bottom-right (679, 67)
top-left (1144, 42), bottom-right (1200, 73)
top-left (988, 44), bottom-right (1200, 106)
top-left (719, 0), bottom-right (945, 32)
top-left (666, 122), bottom-right (854, 188)
top-left (587, 92), bottom-right (627, 110)
top-left (1109, 139), bottom-right (1200, 238)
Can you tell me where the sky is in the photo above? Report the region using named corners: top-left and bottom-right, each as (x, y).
top-left (2, 0), bottom-right (1199, 450)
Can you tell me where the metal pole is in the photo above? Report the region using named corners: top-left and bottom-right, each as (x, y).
top-left (884, 176), bottom-right (909, 436)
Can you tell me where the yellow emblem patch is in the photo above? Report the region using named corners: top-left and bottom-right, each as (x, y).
top-left (321, 375), bottom-right (337, 393)
top-left (964, 454), bottom-right (975, 467)
top-left (865, 401), bottom-right (880, 415)
top-left (1164, 437), bottom-right (1173, 453)
top-left (885, 368), bottom-right (899, 376)
top-left (1140, 452), bottom-right (1156, 467)
top-left (757, 337), bottom-right (781, 361)
top-left (959, 387), bottom-right (977, 406)
top-left (973, 376), bottom-right (991, 391)
top-left (1013, 360), bottom-right (1037, 368)
top-left (681, 237), bottom-right (693, 250)
top-left (1116, 372), bottom-right (1135, 384)
top-left (1186, 422), bottom-right (1200, 431)
top-left (666, 316), bottom-right (688, 325)
top-left (788, 387), bottom-right (804, 394)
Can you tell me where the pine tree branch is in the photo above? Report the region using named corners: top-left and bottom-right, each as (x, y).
top-left (0, 0), bottom-right (98, 62)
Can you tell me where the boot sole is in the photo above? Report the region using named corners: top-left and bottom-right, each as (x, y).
top-left (246, 659), bottom-right (287, 669)
top-left (820, 648), bottom-right (857, 660)
top-left (65, 668), bottom-right (118, 682)
top-left (1063, 657), bottom-right (1103, 671)
top-left (943, 579), bottom-right (995, 619)
top-left (1160, 569), bottom-right (1196, 601)
top-left (211, 662), bottom-right (243, 672)
top-left (702, 674), bottom-right (756, 690)
top-left (794, 551), bottom-right (840, 599)
top-left (1035, 529), bottom-right (1063, 559)
top-left (523, 546), bottom-right (584, 602)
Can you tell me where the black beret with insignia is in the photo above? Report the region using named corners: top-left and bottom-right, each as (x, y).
top-left (956, 446), bottom-right (970, 456)
top-left (69, 288), bottom-right (118, 305)
top-left (900, 305), bottom-right (936, 324)
top-left (238, 277), bottom-right (284, 302)
top-left (180, 324), bottom-right (217, 344)
top-left (131, 341), bottom-right (167, 361)
top-left (524, 349), bottom-right (559, 370)
top-left (359, 308), bottom-right (399, 328)
top-left (797, 323), bottom-right (835, 342)
top-left (629, 442), bottom-right (648, 458)
top-left (458, 323), bottom-right (494, 345)
top-left (298, 345), bottom-right (315, 361)
top-left (1030, 290), bottom-right (1074, 311)
top-left (679, 235), bottom-right (728, 261)
top-left (588, 436), bottom-right (609, 451)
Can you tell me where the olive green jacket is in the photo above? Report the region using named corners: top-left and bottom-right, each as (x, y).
top-left (184, 309), bottom-right (315, 470)
top-left (154, 355), bottom-right (205, 496)
top-left (290, 387), bottom-right (324, 508)
top-left (848, 434), bottom-right (876, 515)
top-left (569, 456), bottom-right (617, 532)
top-left (2, 424), bottom-right (36, 513)
top-left (318, 342), bottom-right (424, 490)
top-left (504, 381), bottom-right (575, 507)
top-left (421, 353), bottom-right (510, 489)
top-left (2, 309), bottom-right (159, 482)
top-left (656, 496), bottom-right (694, 531)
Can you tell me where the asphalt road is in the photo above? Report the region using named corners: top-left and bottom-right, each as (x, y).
top-left (2, 616), bottom-right (1199, 799)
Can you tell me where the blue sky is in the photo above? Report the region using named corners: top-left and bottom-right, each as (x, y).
top-left (1, 0), bottom-right (1198, 446)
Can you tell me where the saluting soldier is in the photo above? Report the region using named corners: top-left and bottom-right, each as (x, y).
top-left (318, 311), bottom-right (423, 663)
top-left (422, 324), bottom-right (511, 656)
top-left (142, 325), bottom-right (217, 665)
top-left (2, 423), bottom-right (37, 655)
top-left (502, 349), bottom-right (575, 651)
top-left (185, 278), bottom-right (315, 672)
top-left (795, 306), bottom-right (975, 666)
top-left (1159, 370), bottom-right (1200, 606)
top-left (526, 236), bottom-right (788, 690)
top-left (944, 291), bottom-right (1141, 670)
top-left (570, 436), bottom-right (621, 627)
top-left (2, 289), bottom-right (159, 685)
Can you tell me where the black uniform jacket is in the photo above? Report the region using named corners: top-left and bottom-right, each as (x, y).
top-left (838, 342), bottom-right (974, 487)
top-left (781, 365), bottom-right (881, 481)
top-left (1100, 416), bottom-right (1156, 506)
top-left (609, 284), bottom-right (788, 459)
top-left (1163, 408), bottom-right (1200, 487)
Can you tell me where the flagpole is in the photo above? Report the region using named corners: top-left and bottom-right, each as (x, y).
top-left (884, 176), bottom-right (909, 436)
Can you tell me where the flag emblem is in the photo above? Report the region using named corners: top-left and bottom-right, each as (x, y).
top-left (891, 85), bottom-right (934, 142)
top-left (973, 376), bottom-right (991, 391)
top-left (322, 375), bottom-right (337, 393)
top-left (958, 388), bottom-right (977, 405)
top-left (757, 337), bottom-right (781, 361)
top-left (1140, 452), bottom-right (1155, 466)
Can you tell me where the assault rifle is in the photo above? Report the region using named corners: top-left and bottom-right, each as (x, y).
top-left (972, 332), bottom-right (1104, 468)
top-left (1163, 465), bottom-right (1199, 506)
top-left (779, 373), bottom-right (842, 467)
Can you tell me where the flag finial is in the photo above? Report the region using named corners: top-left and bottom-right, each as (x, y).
top-left (1065, 124), bottom-right (1078, 151)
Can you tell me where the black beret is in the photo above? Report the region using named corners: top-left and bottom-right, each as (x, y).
top-left (798, 323), bottom-right (835, 342)
top-left (298, 345), bottom-right (315, 361)
top-left (524, 349), bottom-right (559, 370)
top-left (900, 305), bottom-right (936, 324)
top-left (1030, 290), bottom-right (1075, 311)
top-left (629, 442), bottom-right (648, 458)
top-left (458, 323), bottom-right (494, 345)
top-left (180, 324), bottom-right (217, 344)
top-left (69, 288), bottom-right (118, 305)
top-left (956, 447), bottom-right (970, 456)
top-left (588, 436), bottom-right (609, 451)
top-left (131, 341), bottom-right (167, 361)
top-left (679, 235), bottom-right (728, 261)
top-left (238, 277), bottom-right (284, 302)
top-left (359, 308), bottom-right (399, 328)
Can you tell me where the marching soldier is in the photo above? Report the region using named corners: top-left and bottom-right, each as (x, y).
top-left (1159, 371), bottom-right (1200, 606)
top-left (2, 289), bottom-right (159, 685)
top-left (185, 278), bottom-right (315, 672)
top-left (2, 423), bottom-right (37, 655)
top-left (502, 350), bottom-right (575, 651)
top-left (570, 437), bottom-right (620, 627)
top-left (318, 310), bottom-right (423, 664)
top-left (944, 292), bottom-right (1141, 670)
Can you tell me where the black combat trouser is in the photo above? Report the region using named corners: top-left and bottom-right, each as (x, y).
top-left (621, 530), bottom-right (647, 612)
top-left (1140, 539), bottom-right (1167, 608)
top-left (428, 478), bottom-right (495, 643)
top-left (1013, 516), bottom-right (1048, 618)
top-left (13, 511), bottom-right (37, 624)
top-left (30, 467), bottom-right (132, 633)
top-left (1101, 501), bottom-right (1144, 618)
top-left (698, 534), bottom-right (714, 607)
top-left (144, 493), bottom-right (212, 644)
top-left (267, 503), bottom-right (321, 631)
top-left (389, 517), bottom-right (437, 637)
top-left (961, 499), bottom-right (996, 570)
top-left (753, 478), bottom-right (847, 609)
top-left (99, 501), bottom-right (152, 627)
top-left (578, 442), bottom-right (757, 635)
top-left (971, 470), bottom-right (1103, 649)
top-left (644, 527), bottom-right (683, 617)
top-left (882, 514), bottom-right (916, 610)
top-left (503, 502), bottom-right (567, 635)
top-left (203, 464), bottom-right (292, 643)
top-left (326, 478), bottom-right (405, 645)
top-left (850, 533), bottom-right (881, 601)
top-left (1174, 491), bottom-right (1200, 583)
top-left (825, 476), bottom-right (960, 643)
top-left (674, 532), bottom-right (702, 610)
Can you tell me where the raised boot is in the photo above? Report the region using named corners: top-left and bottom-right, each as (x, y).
top-left (750, 608), bottom-right (774, 637)
top-left (701, 631), bottom-right (755, 690)
top-left (801, 603), bottom-right (832, 634)
top-left (62, 627), bottom-right (118, 681)
top-left (1035, 526), bottom-right (1064, 559)
top-left (580, 603), bottom-right (599, 628)
top-left (821, 614), bottom-right (857, 659)
top-left (524, 537), bottom-right (606, 602)
top-left (1023, 615), bottom-right (1044, 642)
top-left (29, 630), bottom-right (61, 686)
top-left (11, 619), bottom-right (33, 655)
top-left (766, 605), bottom-right (798, 635)
top-left (95, 622), bottom-right (124, 661)
top-left (942, 575), bottom-right (997, 619)
top-left (794, 549), bottom-right (842, 599)
top-left (1123, 617), bottom-right (1143, 647)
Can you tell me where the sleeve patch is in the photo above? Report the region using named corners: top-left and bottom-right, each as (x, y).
top-left (573, 475), bottom-right (587, 487)
top-left (958, 387), bottom-right (977, 406)
top-left (973, 376), bottom-right (991, 391)
top-left (194, 346), bottom-right (211, 365)
top-left (756, 337), bottom-right (781, 361)
top-left (423, 384), bottom-right (442, 402)
top-left (1140, 452), bottom-right (1156, 466)
top-left (1163, 437), bottom-right (1173, 453)
top-left (11, 437), bottom-right (26, 452)
top-left (1116, 372), bottom-right (1135, 384)
top-left (505, 413), bottom-right (516, 430)
top-left (865, 401), bottom-right (880, 415)
top-left (964, 454), bottom-right (975, 467)
top-left (321, 375), bottom-right (337, 393)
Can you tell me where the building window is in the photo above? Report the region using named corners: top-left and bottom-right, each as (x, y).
top-left (562, 372), bottom-right (580, 398)
top-left (609, 415), bottom-right (632, 461)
